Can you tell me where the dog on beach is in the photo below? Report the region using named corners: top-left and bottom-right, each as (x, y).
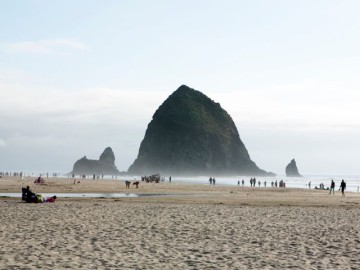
top-left (133, 181), bottom-right (139, 188)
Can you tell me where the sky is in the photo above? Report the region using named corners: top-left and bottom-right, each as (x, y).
top-left (0, 0), bottom-right (359, 175)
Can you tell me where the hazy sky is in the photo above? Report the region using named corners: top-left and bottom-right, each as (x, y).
top-left (1, 0), bottom-right (359, 175)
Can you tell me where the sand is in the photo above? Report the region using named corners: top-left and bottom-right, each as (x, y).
top-left (1, 176), bottom-right (360, 269)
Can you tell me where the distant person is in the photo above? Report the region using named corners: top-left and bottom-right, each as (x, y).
top-left (209, 177), bottom-right (213, 185)
top-left (340, 180), bottom-right (346, 196)
top-left (271, 181), bottom-right (274, 187)
top-left (308, 181), bottom-right (311, 189)
top-left (169, 176), bottom-right (172, 183)
top-left (329, 180), bottom-right (335, 195)
top-left (264, 181), bottom-right (267, 187)
top-left (125, 181), bottom-right (131, 188)
top-left (258, 181), bottom-right (260, 187)
top-left (237, 180), bottom-right (240, 186)
top-left (275, 180), bottom-right (278, 187)
top-left (213, 178), bottom-right (216, 185)
top-left (242, 179), bottom-right (244, 186)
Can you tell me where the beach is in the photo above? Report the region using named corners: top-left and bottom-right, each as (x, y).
top-left (1, 177), bottom-right (360, 269)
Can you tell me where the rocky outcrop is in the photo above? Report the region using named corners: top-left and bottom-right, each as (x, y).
top-left (128, 85), bottom-right (274, 176)
top-left (285, 159), bottom-right (302, 177)
top-left (72, 147), bottom-right (120, 175)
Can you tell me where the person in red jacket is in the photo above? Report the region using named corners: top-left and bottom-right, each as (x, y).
top-left (45, 196), bottom-right (57, 203)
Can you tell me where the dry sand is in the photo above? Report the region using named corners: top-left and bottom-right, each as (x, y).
top-left (1, 176), bottom-right (360, 269)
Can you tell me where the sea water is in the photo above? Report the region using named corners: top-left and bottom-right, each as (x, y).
top-left (119, 175), bottom-right (360, 192)
top-left (20, 172), bottom-right (360, 192)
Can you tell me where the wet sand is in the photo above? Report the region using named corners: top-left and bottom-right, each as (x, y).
top-left (1, 176), bottom-right (360, 269)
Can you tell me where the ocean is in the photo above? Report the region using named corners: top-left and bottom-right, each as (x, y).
top-left (21, 172), bottom-right (360, 192)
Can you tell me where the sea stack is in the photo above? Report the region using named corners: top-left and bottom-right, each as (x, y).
top-left (128, 85), bottom-right (274, 176)
top-left (72, 147), bottom-right (120, 175)
top-left (285, 159), bottom-right (302, 177)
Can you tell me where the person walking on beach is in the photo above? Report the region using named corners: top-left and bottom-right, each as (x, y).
top-left (213, 178), bottom-right (216, 185)
top-left (237, 180), bottom-right (240, 186)
top-left (308, 181), bottom-right (311, 189)
top-left (329, 180), bottom-right (335, 195)
top-left (340, 180), bottom-right (346, 196)
top-left (209, 177), bottom-right (213, 185)
top-left (242, 179), bottom-right (244, 186)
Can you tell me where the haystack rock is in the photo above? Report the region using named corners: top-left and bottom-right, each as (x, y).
top-left (128, 85), bottom-right (274, 176)
top-left (72, 147), bottom-right (120, 175)
top-left (285, 159), bottom-right (302, 177)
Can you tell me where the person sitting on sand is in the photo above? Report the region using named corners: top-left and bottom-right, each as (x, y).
top-left (45, 196), bottom-right (57, 203)
top-left (22, 186), bottom-right (35, 203)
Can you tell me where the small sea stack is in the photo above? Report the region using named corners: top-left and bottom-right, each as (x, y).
top-left (285, 159), bottom-right (302, 177)
top-left (72, 147), bottom-right (120, 175)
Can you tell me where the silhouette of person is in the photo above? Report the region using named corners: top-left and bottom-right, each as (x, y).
top-left (340, 180), bottom-right (346, 196)
top-left (329, 180), bottom-right (335, 195)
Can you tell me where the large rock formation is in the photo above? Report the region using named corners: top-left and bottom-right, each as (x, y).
top-left (285, 159), bottom-right (302, 177)
top-left (72, 147), bottom-right (120, 175)
top-left (128, 85), bottom-right (274, 176)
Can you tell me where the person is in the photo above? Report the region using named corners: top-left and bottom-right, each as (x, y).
top-left (45, 196), bottom-right (57, 203)
top-left (169, 176), bottom-right (172, 183)
top-left (242, 179), bottom-right (244, 186)
top-left (308, 181), bottom-right (311, 189)
top-left (264, 181), bottom-right (267, 187)
top-left (22, 186), bottom-right (35, 202)
top-left (340, 179), bottom-right (346, 196)
top-left (213, 178), bottom-right (216, 185)
top-left (237, 180), bottom-right (240, 186)
top-left (209, 177), bottom-right (213, 185)
top-left (329, 180), bottom-right (335, 195)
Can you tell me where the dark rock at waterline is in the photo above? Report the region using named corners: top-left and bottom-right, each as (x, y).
top-left (72, 147), bottom-right (120, 175)
top-left (285, 159), bottom-right (302, 177)
top-left (128, 85), bottom-right (275, 176)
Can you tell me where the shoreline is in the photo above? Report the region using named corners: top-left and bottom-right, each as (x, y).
top-left (1, 176), bottom-right (359, 208)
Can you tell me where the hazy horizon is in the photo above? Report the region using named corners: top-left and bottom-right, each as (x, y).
top-left (1, 1), bottom-right (360, 175)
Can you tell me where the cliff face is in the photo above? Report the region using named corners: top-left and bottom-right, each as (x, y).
top-left (285, 159), bottom-right (302, 177)
top-left (72, 147), bottom-right (120, 175)
top-left (128, 85), bottom-right (274, 176)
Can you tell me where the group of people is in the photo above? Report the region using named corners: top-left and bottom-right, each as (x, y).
top-left (209, 177), bottom-right (216, 185)
top-left (21, 186), bottom-right (57, 203)
top-left (329, 179), bottom-right (347, 196)
top-left (247, 178), bottom-right (285, 188)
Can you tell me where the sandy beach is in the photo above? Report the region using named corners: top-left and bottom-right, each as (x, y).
top-left (1, 176), bottom-right (360, 269)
